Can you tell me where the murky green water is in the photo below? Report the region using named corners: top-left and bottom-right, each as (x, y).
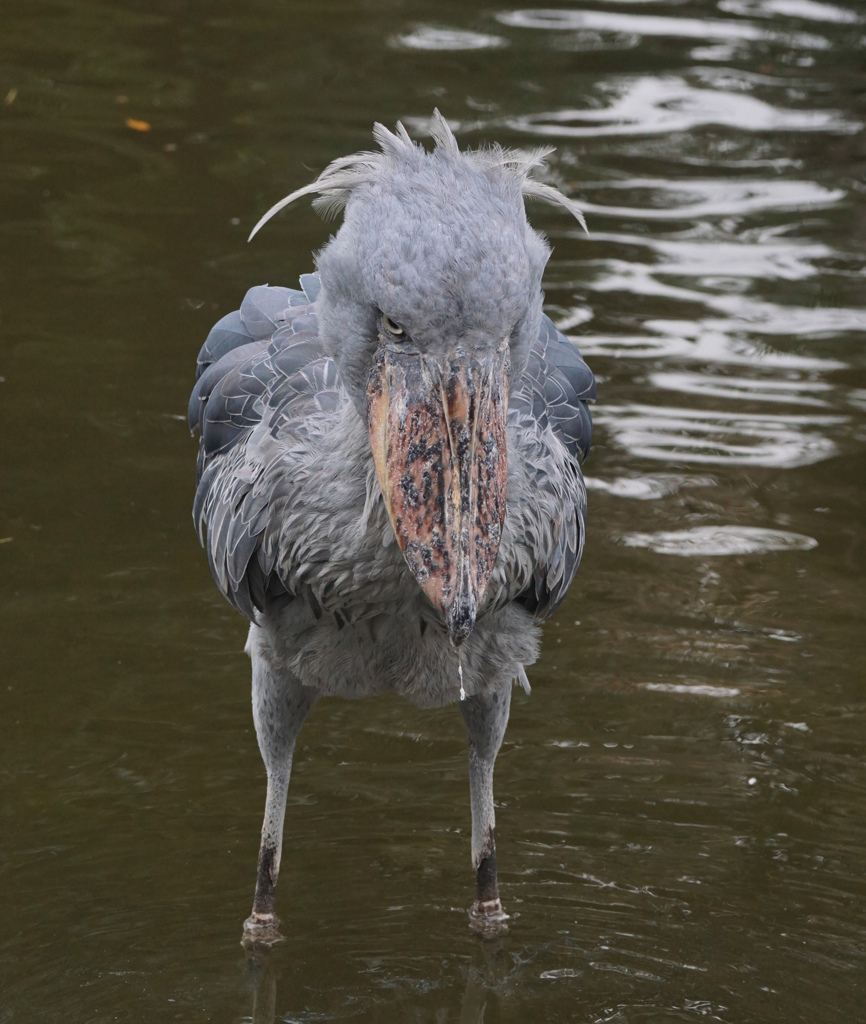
top-left (2, 1), bottom-right (864, 1021)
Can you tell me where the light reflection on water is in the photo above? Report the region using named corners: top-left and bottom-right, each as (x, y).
top-left (391, 27), bottom-right (510, 51)
top-left (621, 525), bottom-right (818, 555)
top-left (579, 179), bottom-right (846, 220)
top-left (507, 78), bottom-right (857, 135)
top-left (595, 404), bottom-right (844, 466)
top-left (1, 0), bottom-right (865, 1021)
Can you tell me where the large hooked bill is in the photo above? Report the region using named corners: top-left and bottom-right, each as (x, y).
top-left (367, 340), bottom-right (509, 646)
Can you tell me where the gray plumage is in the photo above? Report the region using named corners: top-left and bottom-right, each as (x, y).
top-left (189, 113), bottom-right (595, 943)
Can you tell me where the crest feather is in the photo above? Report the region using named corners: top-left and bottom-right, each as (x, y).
top-left (429, 109), bottom-right (460, 157)
top-left (248, 110), bottom-right (586, 241)
top-left (521, 178), bottom-right (587, 233)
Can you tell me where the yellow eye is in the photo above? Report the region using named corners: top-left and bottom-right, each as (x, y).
top-left (382, 314), bottom-right (406, 338)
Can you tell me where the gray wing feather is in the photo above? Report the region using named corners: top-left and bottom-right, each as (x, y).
top-left (189, 341), bottom-right (262, 433)
top-left (513, 314), bottom-right (595, 620)
top-left (189, 281), bottom-right (308, 433)
top-left (239, 284), bottom-right (300, 339)
top-left (194, 283), bottom-right (308, 382)
top-left (194, 311), bottom-right (251, 379)
top-left (530, 315), bottom-right (595, 461)
top-left (190, 276), bottom-right (338, 619)
top-left (199, 348), bottom-right (273, 460)
top-left (299, 273), bottom-right (322, 303)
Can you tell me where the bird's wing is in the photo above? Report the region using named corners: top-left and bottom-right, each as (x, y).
top-left (511, 314), bottom-right (596, 620)
top-left (189, 276), bottom-right (340, 619)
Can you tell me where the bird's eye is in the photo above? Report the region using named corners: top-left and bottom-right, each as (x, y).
top-left (382, 314), bottom-right (406, 339)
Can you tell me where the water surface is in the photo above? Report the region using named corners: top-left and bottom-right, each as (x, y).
top-left (1, 1), bottom-right (864, 1021)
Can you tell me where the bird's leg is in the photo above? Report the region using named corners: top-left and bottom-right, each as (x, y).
top-left (460, 683), bottom-right (512, 935)
top-left (242, 645), bottom-right (316, 948)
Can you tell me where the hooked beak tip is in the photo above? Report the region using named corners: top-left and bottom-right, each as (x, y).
top-left (447, 598), bottom-right (477, 647)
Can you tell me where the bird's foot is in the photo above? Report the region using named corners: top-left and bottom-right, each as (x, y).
top-left (241, 910), bottom-right (285, 949)
top-left (468, 897), bottom-right (509, 938)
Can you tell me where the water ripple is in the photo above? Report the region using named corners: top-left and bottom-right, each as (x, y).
top-left (497, 8), bottom-right (835, 46)
top-left (579, 178), bottom-right (846, 221)
top-left (621, 526), bottom-right (819, 556)
top-left (720, 0), bottom-right (863, 25)
top-left (577, 329), bottom-right (846, 371)
top-left (585, 228), bottom-right (833, 282)
top-left (390, 26), bottom-right (508, 50)
top-left (595, 404), bottom-right (844, 466)
top-left (643, 683), bottom-right (743, 697)
top-left (507, 78), bottom-right (858, 137)
top-left (648, 371), bottom-right (833, 407)
top-left (585, 473), bottom-right (715, 500)
top-left (581, 256), bottom-right (866, 346)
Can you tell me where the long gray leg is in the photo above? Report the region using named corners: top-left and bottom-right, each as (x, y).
top-left (460, 682), bottom-right (511, 934)
top-left (242, 632), bottom-right (316, 947)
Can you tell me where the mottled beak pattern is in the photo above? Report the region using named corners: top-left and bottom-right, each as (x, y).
top-left (367, 342), bottom-right (509, 644)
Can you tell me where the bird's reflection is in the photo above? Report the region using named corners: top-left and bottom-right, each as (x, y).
top-left (459, 937), bottom-right (512, 1024)
top-left (242, 946), bottom-right (278, 1024)
top-left (242, 930), bottom-right (514, 1024)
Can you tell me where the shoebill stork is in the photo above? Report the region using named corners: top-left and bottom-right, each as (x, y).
top-left (189, 113), bottom-right (595, 946)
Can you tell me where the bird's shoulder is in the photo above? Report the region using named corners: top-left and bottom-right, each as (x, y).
top-left (504, 315), bottom-right (596, 620)
top-left (511, 313), bottom-right (595, 463)
top-left (188, 276), bottom-right (338, 476)
top-left (190, 277), bottom-right (354, 619)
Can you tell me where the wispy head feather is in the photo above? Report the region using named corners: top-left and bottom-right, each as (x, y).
top-left (248, 110), bottom-right (586, 241)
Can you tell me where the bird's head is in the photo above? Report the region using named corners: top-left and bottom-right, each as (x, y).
top-left (249, 112), bottom-right (586, 645)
